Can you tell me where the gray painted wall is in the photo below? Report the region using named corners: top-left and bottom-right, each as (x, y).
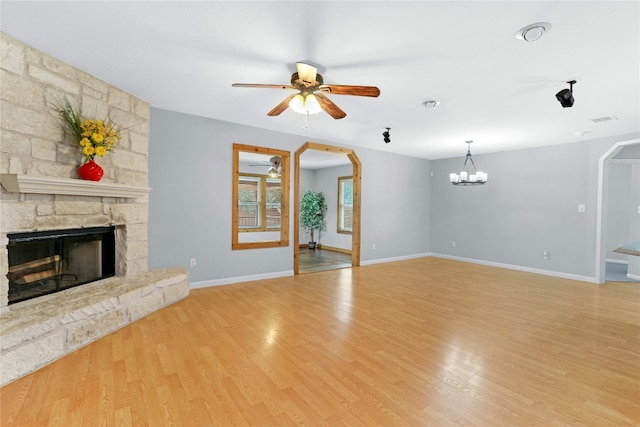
top-left (606, 163), bottom-right (639, 262)
top-left (149, 107), bottom-right (636, 284)
top-left (430, 134), bottom-right (640, 279)
top-left (148, 108), bottom-right (432, 284)
top-left (307, 164), bottom-right (353, 250)
top-left (298, 168), bottom-right (315, 245)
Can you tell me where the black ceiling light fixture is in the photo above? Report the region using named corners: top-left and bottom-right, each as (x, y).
top-left (556, 80), bottom-right (576, 108)
top-left (382, 127), bottom-right (391, 143)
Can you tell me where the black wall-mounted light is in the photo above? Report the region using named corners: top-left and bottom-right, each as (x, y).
top-left (556, 80), bottom-right (576, 108)
top-left (382, 127), bottom-right (391, 143)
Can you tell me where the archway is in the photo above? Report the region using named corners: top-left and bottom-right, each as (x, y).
top-left (595, 138), bottom-right (640, 283)
top-left (294, 142), bottom-right (361, 275)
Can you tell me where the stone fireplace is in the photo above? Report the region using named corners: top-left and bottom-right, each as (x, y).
top-left (0, 32), bottom-right (189, 386)
top-left (7, 226), bottom-right (116, 304)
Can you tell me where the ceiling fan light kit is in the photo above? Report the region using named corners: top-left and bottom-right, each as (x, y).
top-left (268, 166), bottom-right (279, 178)
top-left (450, 141), bottom-right (487, 186)
top-left (232, 62), bottom-right (380, 120)
top-left (289, 93), bottom-right (322, 115)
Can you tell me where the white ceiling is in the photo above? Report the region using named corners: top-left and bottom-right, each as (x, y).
top-left (1, 1), bottom-right (638, 161)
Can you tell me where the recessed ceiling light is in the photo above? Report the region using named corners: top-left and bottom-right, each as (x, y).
top-left (515, 22), bottom-right (552, 42)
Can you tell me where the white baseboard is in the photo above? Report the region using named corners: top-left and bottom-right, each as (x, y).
top-left (360, 252), bottom-right (431, 266)
top-left (606, 258), bottom-right (628, 265)
top-left (190, 270), bottom-right (294, 289)
top-left (627, 273), bottom-right (640, 281)
top-left (190, 253), bottom-right (601, 289)
top-left (429, 253), bottom-right (598, 284)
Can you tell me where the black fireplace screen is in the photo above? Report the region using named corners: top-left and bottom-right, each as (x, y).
top-left (6, 227), bottom-right (115, 304)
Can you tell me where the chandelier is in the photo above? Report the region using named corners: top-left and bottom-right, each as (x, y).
top-left (449, 141), bottom-right (488, 186)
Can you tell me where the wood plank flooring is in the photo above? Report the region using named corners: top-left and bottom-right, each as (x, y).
top-left (298, 247), bottom-right (351, 273)
top-left (1, 257), bottom-right (639, 426)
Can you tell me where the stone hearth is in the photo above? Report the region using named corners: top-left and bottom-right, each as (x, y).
top-left (1, 268), bottom-right (188, 385)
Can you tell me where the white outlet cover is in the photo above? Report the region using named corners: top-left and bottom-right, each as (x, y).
top-left (578, 204), bottom-right (586, 213)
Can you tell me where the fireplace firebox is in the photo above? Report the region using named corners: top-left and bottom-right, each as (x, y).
top-left (7, 227), bottom-right (116, 304)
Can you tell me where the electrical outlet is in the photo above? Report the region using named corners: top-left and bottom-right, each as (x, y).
top-left (190, 258), bottom-right (196, 267)
top-left (578, 204), bottom-right (585, 213)
top-left (451, 241), bottom-right (456, 248)
top-left (372, 243), bottom-right (376, 250)
top-left (543, 251), bottom-right (550, 260)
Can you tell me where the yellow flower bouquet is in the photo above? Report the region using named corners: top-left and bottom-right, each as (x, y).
top-left (54, 97), bottom-right (120, 163)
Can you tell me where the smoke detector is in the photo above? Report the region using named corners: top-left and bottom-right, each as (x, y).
top-left (423, 100), bottom-right (440, 109)
top-left (515, 22), bottom-right (552, 42)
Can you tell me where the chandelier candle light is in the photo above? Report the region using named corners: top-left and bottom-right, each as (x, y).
top-left (450, 141), bottom-right (488, 186)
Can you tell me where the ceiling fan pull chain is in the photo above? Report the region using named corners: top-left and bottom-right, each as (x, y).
top-left (302, 111), bottom-right (309, 130)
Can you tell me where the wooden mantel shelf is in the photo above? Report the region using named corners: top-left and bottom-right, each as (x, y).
top-left (0, 174), bottom-right (151, 199)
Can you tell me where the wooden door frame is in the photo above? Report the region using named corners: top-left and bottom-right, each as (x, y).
top-left (294, 142), bottom-right (361, 275)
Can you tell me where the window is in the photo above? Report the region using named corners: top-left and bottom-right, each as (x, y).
top-left (238, 174), bottom-right (281, 231)
top-left (338, 176), bottom-right (353, 233)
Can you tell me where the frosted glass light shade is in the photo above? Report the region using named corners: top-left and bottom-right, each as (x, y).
top-left (289, 93), bottom-right (322, 115)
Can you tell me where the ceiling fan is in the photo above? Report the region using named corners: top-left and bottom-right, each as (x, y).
top-left (248, 156), bottom-right (282, 177)
top-left (232, 62), bottom-right (380, 119)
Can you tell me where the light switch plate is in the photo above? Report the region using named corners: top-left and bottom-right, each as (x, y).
top-left (578, 204), bottom-right (586, 213)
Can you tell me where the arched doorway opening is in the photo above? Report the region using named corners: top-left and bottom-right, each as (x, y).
top-left (595, 139), bottom-right (640, 283)
top-left (294, 142), bottom-right (361, 275)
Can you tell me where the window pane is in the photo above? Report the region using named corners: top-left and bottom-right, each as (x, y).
top-left (265, 178), bottom-right (281, 229)
top-left (342, 180), bottom-right (353, 204)
top-left (265, 203), bottom-right (281, 228)
top-left (239, 176), bottom-right (260, 228)
top-left (238, 205), bottom-right (259, 228)
top-left (338, 177), bottom-right (353, 233)
top-left (239, 177), bottom-right (259, 202)
top-left (342, 205), bottom-right (353, 231)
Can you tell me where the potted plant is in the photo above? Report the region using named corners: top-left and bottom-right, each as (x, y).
top-left (300, 190), bottom-right (327, 249)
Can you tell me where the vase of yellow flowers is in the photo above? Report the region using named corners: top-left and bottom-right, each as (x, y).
top-left (54, 96), bottom-right (120, 181)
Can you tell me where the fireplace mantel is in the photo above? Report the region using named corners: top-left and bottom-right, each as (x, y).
top-left (0, 174), bottom-right (151, 199)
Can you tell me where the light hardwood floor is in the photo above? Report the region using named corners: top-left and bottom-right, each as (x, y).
top-left (298, 247), bottom-right (352, 273)
top-left (1, 257), bottom-right (639, 426)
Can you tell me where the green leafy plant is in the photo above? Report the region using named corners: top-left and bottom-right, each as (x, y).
top-left (300, 190), bottom-right (327, 246)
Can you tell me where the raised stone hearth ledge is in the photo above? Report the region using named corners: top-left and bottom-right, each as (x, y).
top-left (0, 174), bottom-right (151, 199)
top-left (0, 267), bottom-right (189, 386)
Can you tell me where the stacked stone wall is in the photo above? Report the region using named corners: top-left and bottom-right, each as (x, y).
top-left (0, 32), bottom-right (189, 386)
top-left (0, 32), bottom-right (151, 308)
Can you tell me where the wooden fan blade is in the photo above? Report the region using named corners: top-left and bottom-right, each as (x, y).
top-left (315, 93), bottom-right (347, 119)
top-left (319, 84), bottom-right (380, 97)
top-left (296, 63), bottom-right (317, 86)
top-left (232, 83), bottom-right (295, 90)
top-left (267, 93), bottom-right (298, 116)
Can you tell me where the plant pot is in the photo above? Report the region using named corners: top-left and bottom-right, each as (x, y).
top-left (78, 159), bottom-right (104, 181)
top-left (308, 242), bottom-right (316, 250)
